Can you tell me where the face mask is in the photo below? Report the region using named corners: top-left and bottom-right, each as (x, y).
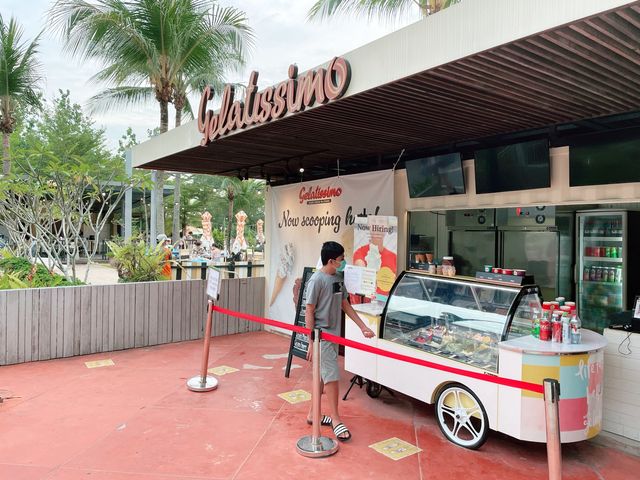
top-left (336, 259), bottom-right (346, 272)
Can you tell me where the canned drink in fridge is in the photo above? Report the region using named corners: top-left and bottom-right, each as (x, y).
top-left (589, 266), bottom-right (596, 281)
top-left (583, 267), bottom-right (590, 281)
top-left (606, 246), bottom-right (613, 258)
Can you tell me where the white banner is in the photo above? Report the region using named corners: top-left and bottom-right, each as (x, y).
top-left (268, 170), bottom-right (394, 324)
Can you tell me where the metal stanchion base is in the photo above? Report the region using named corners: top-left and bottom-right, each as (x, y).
top-left (296, 435), bottom-right (339, 458)
top-left (186, 375), bottom-right (218, 392)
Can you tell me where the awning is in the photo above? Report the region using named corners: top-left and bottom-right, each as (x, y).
top-left (132, 0), bottom-right (640, 184)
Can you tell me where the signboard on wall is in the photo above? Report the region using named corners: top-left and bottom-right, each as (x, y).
top-left (353, 215), bottom-right (398, 301)
top-left (268, 170), bottom-right (394, 327)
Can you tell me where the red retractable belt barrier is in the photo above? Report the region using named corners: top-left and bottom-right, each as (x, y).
top-left (212, 306), bottom-right (544, 395)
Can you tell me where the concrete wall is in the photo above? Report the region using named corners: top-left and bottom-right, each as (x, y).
top-left (603, 328), bottom-right (640, 441)
top-left (394, 146), bottom-right (640, 272)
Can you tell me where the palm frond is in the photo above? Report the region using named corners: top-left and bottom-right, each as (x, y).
top-left (87, 86), bottom-right (155, 115)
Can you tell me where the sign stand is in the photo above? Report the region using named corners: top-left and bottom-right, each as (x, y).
top-left (296, 328), bottom-right (339, 458)
top-left (187, 269), bottom-right (221, 392)
top-left (285, 267), bottom-right (315, 378)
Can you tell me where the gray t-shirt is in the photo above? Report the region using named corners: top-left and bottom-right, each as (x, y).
top-left (305, 270), bottom-right (348, 335)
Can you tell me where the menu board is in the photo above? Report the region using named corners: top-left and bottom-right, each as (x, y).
top-left (285, 267), bottom-right (316, 378)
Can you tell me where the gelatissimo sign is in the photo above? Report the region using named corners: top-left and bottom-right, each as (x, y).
top-left (299, 184), bottom-right (342, 204)
top-left (197, 57), bottom-right (351, 146)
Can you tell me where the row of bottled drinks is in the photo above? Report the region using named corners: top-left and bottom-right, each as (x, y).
top-left (582, 265), bottom-right (622, 283)
top-left (583, 219), bottom-right (623, 237)
top-left (531, 297), bottom-right (581, 344)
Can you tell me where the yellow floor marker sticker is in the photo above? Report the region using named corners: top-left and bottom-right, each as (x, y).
top-left (277, 389), bottom-right (311, 404)
top-left (85, 359), bottom-right (115, 369)
top-left (369, 437), bottom-right (422, 461)
top-left (208, 365), bottom-right (239, 376)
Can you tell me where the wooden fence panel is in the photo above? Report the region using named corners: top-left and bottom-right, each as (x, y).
top-left (0, 288), bottom-right (6, 365)
top-left (38, 289), bottom-right (51, 361)
top-left (0, 277), bottom-right (265, 366)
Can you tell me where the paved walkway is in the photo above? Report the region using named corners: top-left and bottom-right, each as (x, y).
top-left (0, 331), bottom-right (638, 479)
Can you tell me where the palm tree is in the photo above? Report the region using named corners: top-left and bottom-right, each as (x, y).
top-left (308, 0), bottom-right (460, 21)
top-left (49, 0), bottom-right (253, 239)
top-left (217, 177), bottom-right (265, 254)
top-left (0, 15), bottom-right (43, 176)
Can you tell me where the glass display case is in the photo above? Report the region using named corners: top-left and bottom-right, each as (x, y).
top-left (380, 271), bottom-right (542, 372)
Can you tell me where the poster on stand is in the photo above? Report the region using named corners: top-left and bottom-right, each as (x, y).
top-left (353, 215), bottom-right (398, 302)
top-left (268, 170), bottom-right (394, 327)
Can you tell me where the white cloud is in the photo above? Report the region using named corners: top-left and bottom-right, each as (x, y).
top-left (1, 0), bottom-right (417, 150)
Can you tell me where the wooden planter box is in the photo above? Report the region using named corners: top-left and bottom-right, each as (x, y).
top-left (0, 277), bottom-right (264, 366)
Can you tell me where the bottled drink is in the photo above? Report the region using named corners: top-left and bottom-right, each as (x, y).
top-left (552, 313), bottom-right (563, 343)
top-left (555, 297), bottom-right (565, 307)
top-left (562, 314), bottom-right (571, 345)
top-left (615, 266), bottom-right (622, 284)
top-left (617, 246), bottom-right (622, 258)
top-left (583, 266), bottom-right (590, 281)
top-left (570, 316), bottom-right (581, 344)
top-left (531, 307), bottom-right (541, 338)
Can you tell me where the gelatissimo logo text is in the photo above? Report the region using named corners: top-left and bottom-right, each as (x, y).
top-left (197, 57), bottom-right (351, 145)
top-left (299, 185), bottom-right (342, 204)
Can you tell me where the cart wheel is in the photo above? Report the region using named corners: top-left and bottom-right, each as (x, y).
top-left (435, 384), bottom-right (488, 450)
top-left (366, 381), bottom-right (383, 398)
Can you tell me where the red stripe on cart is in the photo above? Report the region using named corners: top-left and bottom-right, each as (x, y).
top-left (212, 306), bottom-right (544, 395)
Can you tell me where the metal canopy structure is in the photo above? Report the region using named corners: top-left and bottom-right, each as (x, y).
top-left (133, 1), bottom-right (640, 185)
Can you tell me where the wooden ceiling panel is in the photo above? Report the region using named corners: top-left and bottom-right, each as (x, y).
top-left (143, 5), bottom-right (640, 183)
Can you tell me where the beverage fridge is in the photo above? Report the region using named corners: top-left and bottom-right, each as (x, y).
top-left (577, 210), bottom-right (640, 332)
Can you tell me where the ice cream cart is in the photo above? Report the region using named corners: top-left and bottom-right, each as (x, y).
top-left (345, 271), bottom-right (606, 449)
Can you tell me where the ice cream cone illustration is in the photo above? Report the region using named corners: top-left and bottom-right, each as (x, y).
top-left (270, 242), bottom-right (295, 306)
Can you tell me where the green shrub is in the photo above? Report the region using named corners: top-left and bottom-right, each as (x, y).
top-left (107, 237), bottom-right (167, 283)
top-left (0, 251), bottom-right (81, 289)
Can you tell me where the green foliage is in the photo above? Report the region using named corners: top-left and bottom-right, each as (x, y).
top-left (0, 13), bottom-right (44, 175)
top-left (0, 90), bottom-right (146, 282)
top-left (176, 175), bottom-right (265, 249)
top-left (107, 237), bottom-right (167, 283)
top-left (308, 0), bottom-right (461, 21)
top-left (0, 251), bottom-right (82, 289)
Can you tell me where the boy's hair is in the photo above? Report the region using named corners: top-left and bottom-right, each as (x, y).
top-left (321, 241), bottom-right (344, 265)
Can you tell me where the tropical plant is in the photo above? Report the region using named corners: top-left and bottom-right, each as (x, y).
top-left (106, 236), bottom-right (167, 282)
top-left (0, 251), bottom-right (82, 289)
top-left (0, 91), bottom-right (145, 282)
top-left (49, 0), bottom-right (254, 240)
top-left (308, 0), bottom-right (460, 21)
top-left (0, 14), bottom-right (43, 176)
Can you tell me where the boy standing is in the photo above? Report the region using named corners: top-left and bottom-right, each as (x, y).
top-left (305, 241), bottom-right (375, 441)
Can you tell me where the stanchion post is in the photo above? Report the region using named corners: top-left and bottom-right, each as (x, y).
top-left (543, 378), bottom-right (562, 480)
top-left (296, 328), bottom-right (339, 458)
top-left (186, 299), bottom-right (219, 392)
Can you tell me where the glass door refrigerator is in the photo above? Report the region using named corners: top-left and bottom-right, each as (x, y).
top-left (577, 211), bottom-right (632, 332)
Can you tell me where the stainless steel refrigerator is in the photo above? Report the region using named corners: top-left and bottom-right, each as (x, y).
top-left (448, 207), bottom-right (566, 302)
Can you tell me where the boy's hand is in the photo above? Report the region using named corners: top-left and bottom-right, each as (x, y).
top-left (361, 326), bottom-right (376, 338)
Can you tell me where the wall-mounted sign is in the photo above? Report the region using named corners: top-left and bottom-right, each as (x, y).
top-left (197, 57), bottom-right (351, 145)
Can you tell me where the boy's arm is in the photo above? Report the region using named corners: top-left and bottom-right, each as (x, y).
top-left (342, 299), bottom-right (375, 338)
top-left (305, 304), bottom-right (316, 360)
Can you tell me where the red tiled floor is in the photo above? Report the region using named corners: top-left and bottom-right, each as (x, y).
top-left (0, 330), bottom-right (638, 479)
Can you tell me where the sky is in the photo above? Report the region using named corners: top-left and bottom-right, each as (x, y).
top-left (1, 0), bottom-right (418, 150)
